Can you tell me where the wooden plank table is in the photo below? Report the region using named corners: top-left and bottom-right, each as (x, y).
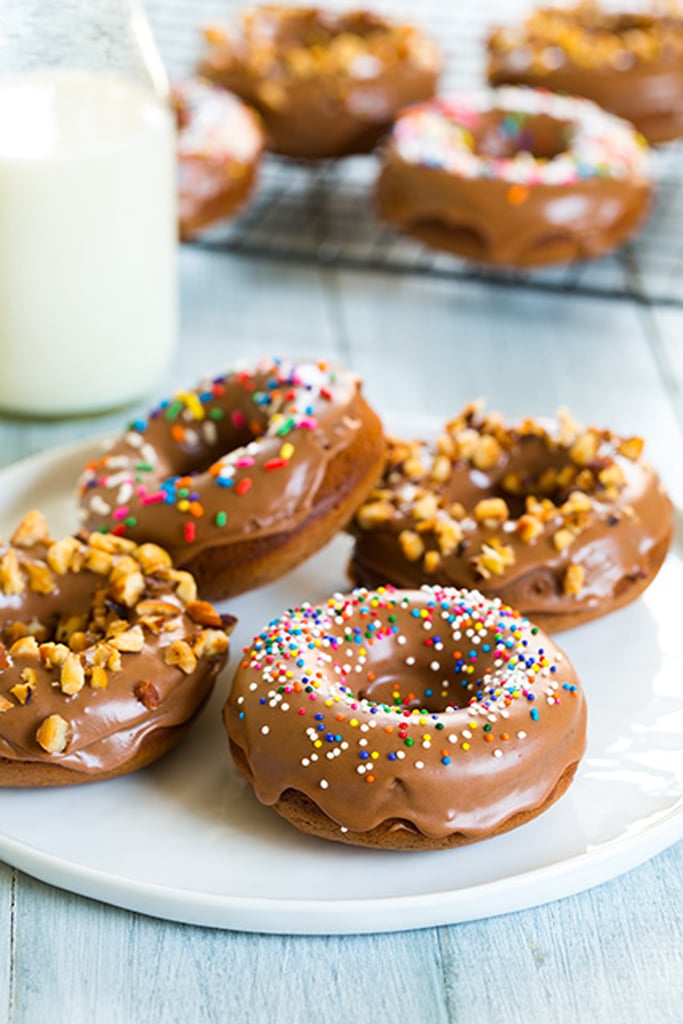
top-left (1, 246), bottom-right (682, 1023)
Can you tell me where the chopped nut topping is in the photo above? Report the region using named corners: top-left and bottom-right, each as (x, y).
top-left (598, 463), bottom-right (626, 489)
top-left (56, 614), bottom-right (88, 645)
top-left (570, 431), bottom-right (599, 466)
top-left (516, 514), bottom-right (544, 545)
top-left (24, 561), bottom-right (57, 595)
top-left (618, 436), bottom-right (644, 461)
top-left (412, 493), bottom-right (440, 521)
top-left (0, 696), bottom-right (14, 713)
top-left (60, 652), bottom-right (85, 695)
top-left (563, 563), bottom-right (586, 596)
top-left (170, 571), bottom-right (197, 604)
top-left (403, 455), bottom-right (427, 481)
top-left (474, 497), bottom-right (509, 528)
top-left (10, 670), bottom-right (36, 704)
top-left (134, 543), bottom-right (173, 574)
top-left (36, 713), bottom-right (69, 754)
top-left (501, 472), bottom-right (523, 496)
top-left (471, 434), bottom-right (502, 471)
top-left (553, 528), bottom-right (575, 553)
top-left (557, 407), bottom-right (580, 446)
top-left (186, 600), bottom-right (223, 628)
top-left (109, 625), bottom-right (145, 653)
top-left (83, 548), bottom-right (114, 576)
top-left (434, 517), bottom-right (463, 556)
top-left (135, 599), bottom-right (180, 619)
top-left (192, 629), bottom-right (230, 659)
top-left (430, 455), bottom-right (452, 483)
top-left (89, 665), bottom-right (109, 689)
top-left (92, 642), bottom-right (121, 672)
top-left (110, 570), bottom-right (145, 608)
top-left (0, 549), bottom-right (25, 596)
top-left (108, 554), bottom-right (140, 583)
top-left (39, 642), bottom-right (70, 669)
top-left (0, 642), bottom-right (9, 670)
top-left (9, 635), bottom-right (39, 660)
top-left (134, 679), bottom-right (160, 709)
top-left (164, 640), bottom-right (198, 675)
top-left (472, 539), bottom-right (516, 578)
top-left (447, 502), bottom-right (466, 521)
top-left (398, 530), bottom-right (425, 562)
top-left (11, 510), bottom-right (51, 548)
top-left (423, 550), bottom-right (442, 573)
top-left (88, 532), bottom-right (137, 555)
top-left (46, 536), bottom-right (81, 575)
top-left (355, 500), bottom-right (393, 530)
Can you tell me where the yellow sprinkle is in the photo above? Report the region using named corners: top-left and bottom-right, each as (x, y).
top-left (177, 499), bottom-right (190, 512)
top-left (177, 391), bottom-right (204, 420)
top-left (314, 740), bottom-right (322, 748)
top-left (371, 751), bottom-right (379, 760)
top-left (462, 742), bottom-right (471, 751)
top-left (350, 718), bottom-right (359, 727)
top-left (280, 442), bottom-right (295, 460)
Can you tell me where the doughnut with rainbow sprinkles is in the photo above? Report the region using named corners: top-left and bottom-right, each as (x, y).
top-left (376, 86), bottom-right (652, 266)
top-left (225, 585), bottom-right (587, 850)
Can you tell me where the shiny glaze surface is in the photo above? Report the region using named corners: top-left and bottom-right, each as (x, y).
top-left (226, 585), bottom-right (586, 840)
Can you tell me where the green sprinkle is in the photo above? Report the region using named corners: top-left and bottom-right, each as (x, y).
top-left (209, 408), bottom-right (224, 420)
top-left (134, 462), bottom-right (155, 473)
top-left (404, 737), bottom-right (414, 747)
top-left (165, 399), bottom-right (184, 421)
top-left (215, 511), bottom-right (227, 527)
top-left (124, 516), bottom-right (137, 528)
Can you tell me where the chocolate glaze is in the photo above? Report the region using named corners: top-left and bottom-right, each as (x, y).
top-left (173, 79), bottom-right (264, 240)
top-left (350, 409), bottom-right (673, 631)
top-left (78, 358), bottom-right (382, 581)
top-left (0, 526), bottom-right (231, 780)
top-left (488, 7), bottom-right (683, 144)
top-left (225, 586), bottom-right (587, 842)
top-left (198, 6), bottom-right (440, 159)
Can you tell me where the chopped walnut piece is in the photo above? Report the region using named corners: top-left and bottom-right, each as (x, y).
top-left (9, 635), bottom-right (39, 660)
top-left (434, 518), bottom-right (463, 556)
top-left (403, 455), bottom-right (427, 481)
top-left (0, 695), bottom-right (14, 713)
top-left (89, 665), bottom-right (109, 689)
top-left (412, 493), bottom-right (440, 521)
top-left (447, 502), bottom-right (466, 521)
top-left (570, 431), bottom-right (599, 466)
top-left (11, 510), bottom-right (51, 548)
top-left (24, 561), bottom-right (57, 595)
top-left (88, 532), bottom-right (137, 555)
top-left (192, 629), bottom-right (230, 659)
top-left (598, 463), bottom-right (626, 489)
top-left (525, 496), bottom-right (557, 523)
top-left (398, 530), bottom-right (425, 562)
top-left (36, 714), bottom-right (69, 754)
top-left (187, 601), bottom-right (223, 628)
top-left (553, 528), bottom-right (575, 553)
top-left (0, 549), bottom-right (25, 596)
top-left (501, 472), bottom-right (524, 496)
top-left (134, 543), bottom-right (173, 574)
top-left (536, 468), bottom-right (557, 495)
top-left (355, 500), bottom-right (393, 531)
top-left (423, 549), bottom-right (441, 574)
top-left (83, 547), bottom-right (114, 576)
top-left (134, 679), bottom-right (160, 709)
top-left (46, 536), bottom-right (81, 575)
top-left (164, 640), bottom-right (198, 675)
top-left (472, 540), bottom-right (515, 579)
top-left (109, 625), bottom-right (145, 653)
top-left (11, 669), bottom-right (36, 704)
top-left (39, 642), bottom-right (70, 669)
top-left (108, 555), bottom-right (140, 583)
top-left (0, 642), bottom-right (9, 670)
top-left (563, 563), bottom-right (586, 596)
top-left (135, 599), bottom-right (180, 619)
top-left (618, 436), bottom-right (644, 461)
top-left (575, 468), bottom-right (595, 491)
top-left (92, 642), bottom-right (121, 672)
top-left (60, 653), bottom-right (85, 695)
top-left (516, 514), bottom-right (544, 545)
top-left (170, 571), bottom-right (197, 604)
top-left (430, 455), bottom-right (452, 483)
top-left (110, 570), bottom-right (145, 608)
top-left (471, 434), bottom-right (502, 471)
top-left (436, 433), bottom-right (456, 458)
top-left (56, 614), bottom-right (88, 645)
top-left (474, 497), bottom-right (509, 528)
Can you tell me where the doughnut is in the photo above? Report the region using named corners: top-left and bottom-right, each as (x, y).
top-left (487, 3), bottom-right (683, 144)
top-left (173, 78), bottom-right (264, 240)
top-left (225, 585), bottom-right (587, 850)
top-left (77, 357), bottom-right (386, 602)
top-left (350, 403), bottom-right (673, 633)
top-left (0, 511), bottom-right (233, 786)
top-left (198, 5), bottom-right (441, 160)
top-left (375, 87), bottom-right (651, 267)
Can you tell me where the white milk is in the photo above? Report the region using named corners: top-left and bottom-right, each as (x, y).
top-left (0, 70), bottom-right (177, 417)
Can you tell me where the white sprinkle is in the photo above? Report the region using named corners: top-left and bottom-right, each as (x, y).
top-left (430, 660), bottom-right (440, 672)
top-left (319, 779), bottom-right (329, 789)
top-left (301, 757), bottom-right (310, 767)
top-left (260, 725), bottom-right (269, 736)
top-left (405, 656), bottom-right (415, 666)
top-left (397, 636), bottom-right (407, 646)
top-left (517, 730), bottom-right (527, 740)
top-left (124, 431), bottom-right (144, 449)
top-left (89, 495), bottom-right (111, 516)
top-left (415, 760), bottom-right (424, 770)
top-left (493, 749), bottom-right (503, 759)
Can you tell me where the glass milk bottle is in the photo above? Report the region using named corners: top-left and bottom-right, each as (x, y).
top-left (0, 0), bottom-right (177, 417)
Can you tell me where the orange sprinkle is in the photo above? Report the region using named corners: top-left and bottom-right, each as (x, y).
top-left (189, 501), bottom-right (204, 518)
top-left (366, 774), bottom-right (375, 784)
top-left (171, 425), bottom-right (185, 443)
top-left (507, 184), bottom-right (530, 205)
top-left (367, 671), bottom-right (376, 682)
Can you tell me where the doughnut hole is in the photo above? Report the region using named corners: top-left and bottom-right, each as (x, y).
top-left (473, 110), bottom-right (574, 161)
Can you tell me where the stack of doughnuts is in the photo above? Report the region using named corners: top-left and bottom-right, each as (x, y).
top-left (198, 5), bottom-right (441, 160)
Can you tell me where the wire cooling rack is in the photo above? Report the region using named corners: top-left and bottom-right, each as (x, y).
top-left (145, 0), bottom-right (683, 306)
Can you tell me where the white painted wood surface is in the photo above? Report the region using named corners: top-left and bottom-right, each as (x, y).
top-left (0, 247), bottom-right (682, 1023)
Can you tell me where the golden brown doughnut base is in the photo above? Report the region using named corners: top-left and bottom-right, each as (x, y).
top-left (180, 398), bottom-right (386, 601)
top-left (229, 739), bottom-right (579, 851)
top-left (179, 162), bottom-right (260, 241)
top-left (0, 717), bottom-right (200, 788)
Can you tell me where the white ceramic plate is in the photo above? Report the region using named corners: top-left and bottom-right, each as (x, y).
top-left (0, 435), bottom-right (682, 935)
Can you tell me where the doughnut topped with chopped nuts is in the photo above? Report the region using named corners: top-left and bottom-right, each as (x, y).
top-left (225, 585), bottom-right (587, 849)
top-left (77, 356), bottom-right (385, 602)
top-left (350, 403), bottom-right (673, 632)
top-left (0, 511), bottom-right (233, 786)
top-left (198, 6), bottom-right (440, 159)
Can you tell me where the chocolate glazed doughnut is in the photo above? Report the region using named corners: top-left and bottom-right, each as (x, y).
top-left (376, 87), bottom-right (651, 267)
top-left (78, 358), bottom-right (386, 602)
top-left (0, 512), bottom-right (233, 786)
top-left (225, 585), bottom-right (587, 850)
top-left (350, 404), bottom-right (673, 633)
top-left (198, 6), bottom-right (441, 160)
top-left (488, 3), bottom-right (683, 145)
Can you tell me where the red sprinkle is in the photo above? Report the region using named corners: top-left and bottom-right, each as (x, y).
top-left (184, 521), bottom-right (196, 543)
top-left (263, 458), bottom-right (287, 471)
top-left (236, 478), bottom-right (252, 496)
top-left (231, 410), bottom-right (245, 428)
